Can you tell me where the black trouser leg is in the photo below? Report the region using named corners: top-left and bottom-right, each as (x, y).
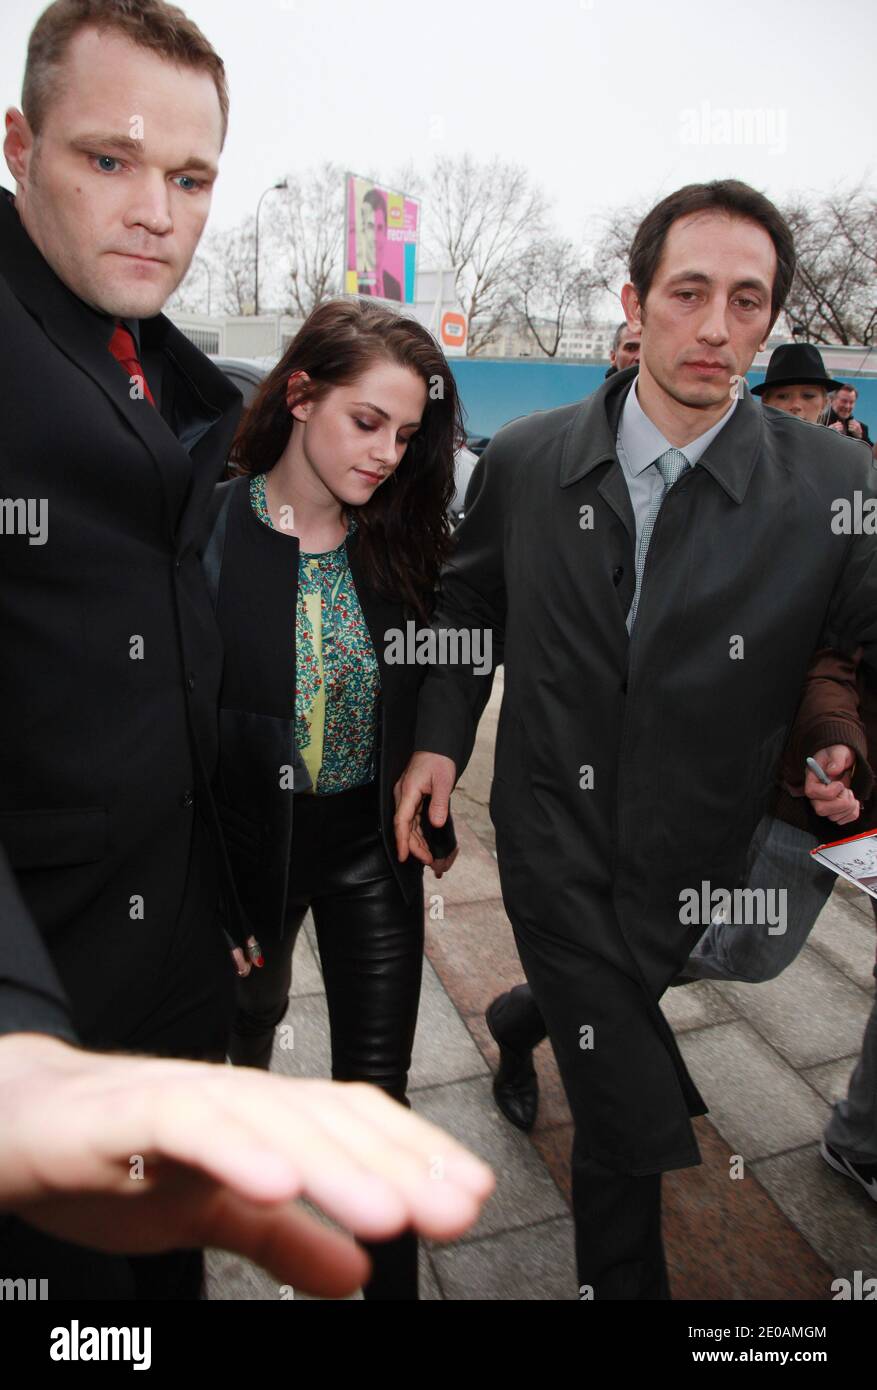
top-left (229, 783), bottom-right (424, 1298)
top-left (504, 909), bottom-right (690, 1300)
top-left (311, 794), bottom-right (423, 1301)
top-left (572, 1144), bottom-right (670, 1300)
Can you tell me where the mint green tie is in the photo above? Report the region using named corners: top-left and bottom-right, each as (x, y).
top-left (627, 447), bottom-right (690, 632)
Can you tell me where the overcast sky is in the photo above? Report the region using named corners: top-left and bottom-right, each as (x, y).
top-left (3, 0), bottom-right (874, 248)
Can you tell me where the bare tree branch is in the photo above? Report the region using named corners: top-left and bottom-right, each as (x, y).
top-left (422, 155), bottom-right (548, 355)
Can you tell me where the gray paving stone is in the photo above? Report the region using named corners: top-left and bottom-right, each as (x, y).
top-left (808, 894), bottom-right (877, 994)
top-left (752, 1144), bottom-right (877, 1283)
top-left (270, 992), bottom-right (330, 1079)
top-left (833, 877), bottom-right (877, 925)
top-left (410, 958), bottom-right (490, 1088)
top-left (290, 928), bottom-right (322, 996)
top-left (801, 1056), bottom-right (859, 1106)
top-left (677, 1021), bottom-right (832, 1161)
top-left (431, 815), bottom-right (503, 907)
top-left (420, 1250), bottom-right (444, 1300)
top-left (709, 948), bottom-right (872, 1069)
top-left (431, 1216), bottom-right (577, 1300)
top-left (206, 1247), bottom-right (284, 1301)
top-left (303, 910), bottom-right (318, 961)
top-left (411, 1076), bottom-right (567, 1240)
top-left (660, 979), bottom-right (738, 1033)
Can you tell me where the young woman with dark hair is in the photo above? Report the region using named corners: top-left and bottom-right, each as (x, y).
top-left (201, 298), bottom-right (464, 1299)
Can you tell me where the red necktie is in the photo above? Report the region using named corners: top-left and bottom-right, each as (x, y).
top-left (108, 323), bottom-right (156, 406)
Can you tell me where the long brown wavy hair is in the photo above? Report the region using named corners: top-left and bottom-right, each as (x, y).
top-left (229, 298), bottom-right (465, 623)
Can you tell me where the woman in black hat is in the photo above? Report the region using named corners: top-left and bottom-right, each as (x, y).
top-left (752, 342), bottom-right (845, 424)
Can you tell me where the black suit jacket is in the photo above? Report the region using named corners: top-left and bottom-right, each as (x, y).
top-left (0, 189), bottom-right (244, 1048)
top-left (200, 475), bottom-right (455, 940)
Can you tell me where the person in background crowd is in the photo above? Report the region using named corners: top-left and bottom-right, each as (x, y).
top-left (752, 342), bottom-right (843, 423)
top-left (604, 319), bottom-right (642, 377)
top-left (829, 382), bottom-right (873, 445)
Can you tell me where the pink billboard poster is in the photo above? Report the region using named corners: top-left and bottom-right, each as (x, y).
top-left (345, 174), bottom-right (419, 304)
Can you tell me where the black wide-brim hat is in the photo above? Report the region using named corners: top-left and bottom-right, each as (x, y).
top-left (752, 342), bottom-right (846, 395)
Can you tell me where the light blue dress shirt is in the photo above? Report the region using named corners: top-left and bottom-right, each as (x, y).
top-left (615, 378), bottom-right (738, 554)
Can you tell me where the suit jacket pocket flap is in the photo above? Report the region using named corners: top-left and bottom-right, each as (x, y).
top-left (0, 807), bottom-right (108, 869)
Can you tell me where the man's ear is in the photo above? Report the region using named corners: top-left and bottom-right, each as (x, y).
top-left (620, 282), bottom-right (642, 331)
top-left (4, 108), bottom-right (34, 187)
top-left (759, 309), bottom-right (781, 354)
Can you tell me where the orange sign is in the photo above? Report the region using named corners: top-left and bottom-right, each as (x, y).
top-left (441, 311), bottom-right (467, 348)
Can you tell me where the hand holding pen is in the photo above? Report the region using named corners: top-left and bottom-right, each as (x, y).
top-left (804, 748), bottom-right (861, 826)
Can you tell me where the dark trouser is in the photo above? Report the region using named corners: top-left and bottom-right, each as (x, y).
top-left (0, 811), bottom-right (236, 1300)
top-left (228, 780), bottom-right (424, 1301)
top-left (571, 1155), bottom-right (669, 1300)
top-left (493, 942), bottom-right (673, 1300)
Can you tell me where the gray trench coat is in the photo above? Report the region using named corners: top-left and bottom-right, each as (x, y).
top-left (415, 368), bottom-right (877, 1174)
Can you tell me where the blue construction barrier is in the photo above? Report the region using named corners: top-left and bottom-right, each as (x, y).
top-left (450, 357), bottom-right (877, 443)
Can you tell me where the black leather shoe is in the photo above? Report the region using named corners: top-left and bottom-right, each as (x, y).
top-left (485, 994), bottom-right (539, 1132)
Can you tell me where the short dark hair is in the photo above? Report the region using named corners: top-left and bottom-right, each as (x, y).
top-left (613, 321), bottom-right (630, 352)
top-left (362, 187), bottom-right (388, 219)
top-left (834, 382), bottom-right (857, 396)
top-left (23, 0), bottom-right (229, 145)
top-left (629, 180), bottom-right (796, 323)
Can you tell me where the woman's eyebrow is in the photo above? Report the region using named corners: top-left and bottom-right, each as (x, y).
top-left (352, 401), bottom-right (421, 429)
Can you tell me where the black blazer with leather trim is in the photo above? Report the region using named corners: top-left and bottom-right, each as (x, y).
top-left (0, 188), bottom-right (243, 1048)
top-left (201, 474), bottom-right (456, 940)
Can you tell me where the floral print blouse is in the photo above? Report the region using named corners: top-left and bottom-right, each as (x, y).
top-left (249, 472), bottom-right (380, 795)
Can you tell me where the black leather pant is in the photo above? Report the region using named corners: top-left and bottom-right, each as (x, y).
top-left (228, 780), bottom-right (424, 1300)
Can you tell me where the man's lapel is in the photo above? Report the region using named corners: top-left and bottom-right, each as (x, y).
top-left (141, 314), bottom-right (242, 551)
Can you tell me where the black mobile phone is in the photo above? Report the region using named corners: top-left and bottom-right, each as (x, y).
top-left (420, 794), bottom-right (457, 860)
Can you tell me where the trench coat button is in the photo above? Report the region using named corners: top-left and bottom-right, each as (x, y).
top-left (612, 566), bottom-right (624, 586)
top-left (187, 673), bottom-right (196, 691)
top-left (179, 789), bottom-right (194, 809)
top-left (620, 679), bottom-right (628, 695)
top-left (174, 558), bottom-right (182, 571)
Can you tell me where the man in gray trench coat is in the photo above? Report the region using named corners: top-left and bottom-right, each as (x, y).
top-left (394, 179), bottom-right (877, 1299)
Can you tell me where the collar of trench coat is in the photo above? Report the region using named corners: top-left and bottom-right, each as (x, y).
top-left (558, 364), bottom-right (764, 506)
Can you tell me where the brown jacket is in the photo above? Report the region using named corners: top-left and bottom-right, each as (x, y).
top-left (773, 646), bottom-right (876, 836)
